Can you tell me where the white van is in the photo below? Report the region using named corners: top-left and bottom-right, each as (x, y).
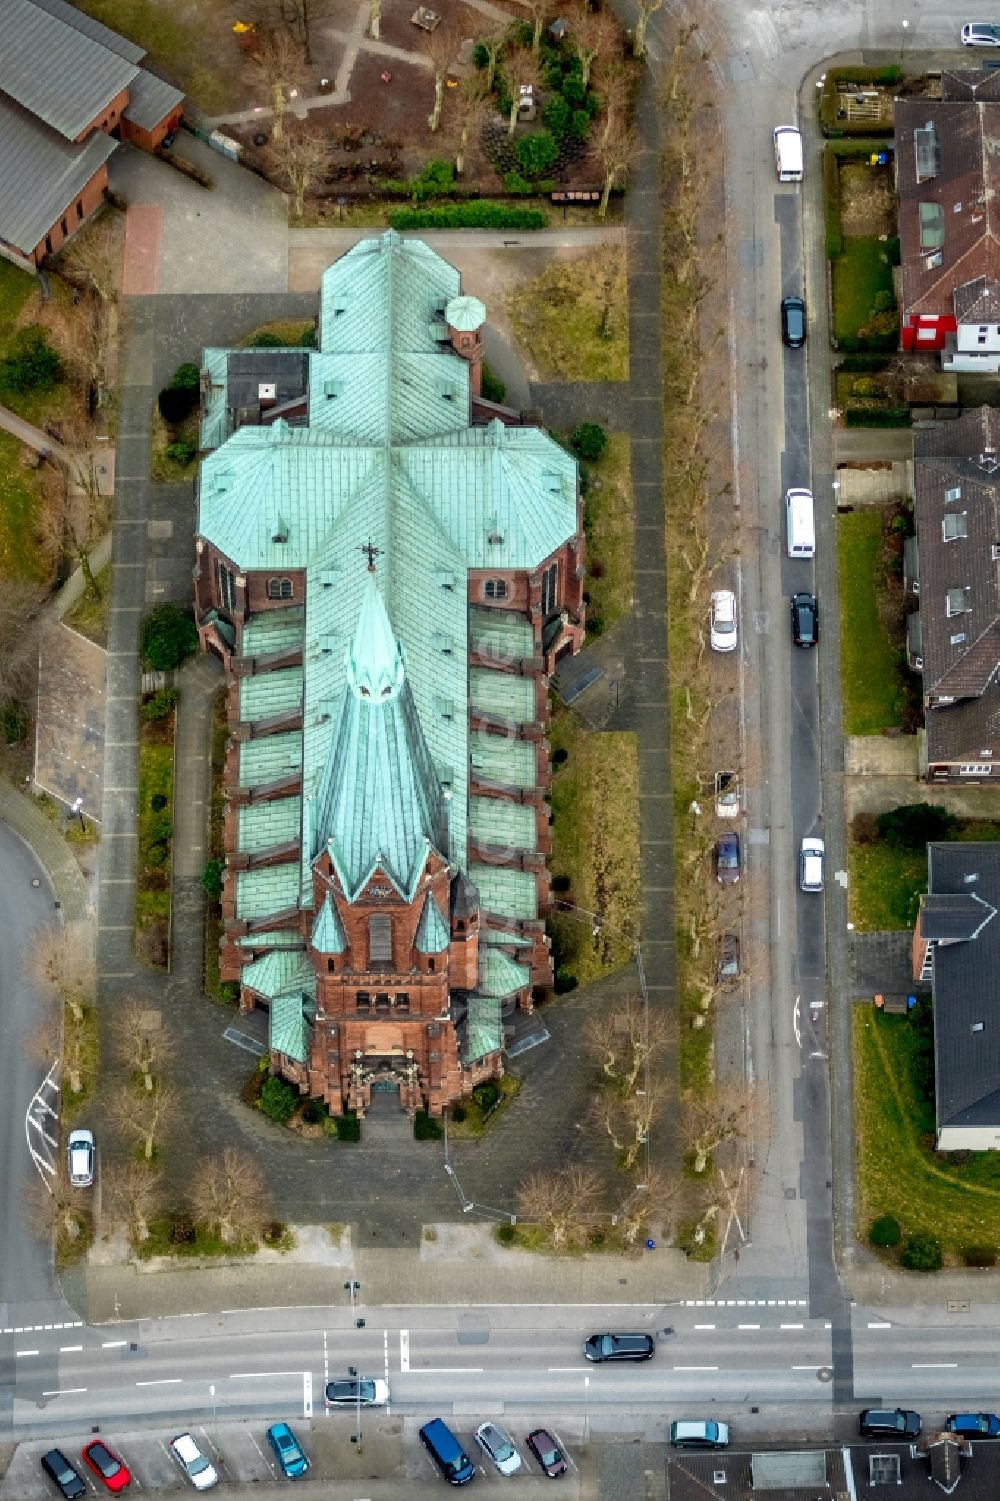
top-left (773, 125), bottom-right (803, 182)
top-left (785, 487), bottom-right (815, 559)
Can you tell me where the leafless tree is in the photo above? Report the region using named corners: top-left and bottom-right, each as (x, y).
top-left (59, 215), bottom-right (122, 304)
top-left (633, 0), bottom-right (666, 59)
top-left (613, 1168), bottom-right (687, 1245)
top-left (591, 1082), bottom-right (663, 1172)
top-left (597, 116), bottom-right (637, 220)
top-left (24, 1175), bottom-right (86, 1244)
top-left (420, 23), bottom-right (464, 133)
top-left (255, 28), bottom-right (305, 141)
top-left (475, 26), bottom-right (508, 91)
top-left (25, 923), bottom-right (94, 1022)
top-left (505, 47), bottom-right (539, 138)
top-left (592, 55), bottom-right (628, 145)
top-left (263, 127), bottom-right (330, 219)
top-left (368, 0), bottom-right (381, 38)
top-left (0, 575), bottom-right (44, 712)
top-left (104, 1159), bottom-right (164, 1244)
top-left (521, 0), bottom-right (551, 54)
top-left (682, 1083), bottom-right (756, 1175)
top-left (37, 411), bottom-right (110, 603)
top-left (585, 998), bottom-right (672, 1095)
top-left (48, 291), bottom-right (114, 403)
top-left (111, 998), bottom-right (177, 1094)
top-left (189, 1147), bottom-right (269, 1244)
top-left (451, 75), bottom-right (491, 176)
top-left (108, 1080), bottom-right (181, 1162)
top-left (280, 0), bottom-right (334, 61)
top-left (571, 2), bottom-right (616, 89)
top-left (516, 1164), bottom-right (602, 1248)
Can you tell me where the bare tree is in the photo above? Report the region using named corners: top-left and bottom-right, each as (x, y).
top-left (592, 56), bottom-right (628, 145)
top-left (0, 575), bottom-right (44, 715)
top-left (682, 1083), bottom-right (756, 1175)
top-left (633, 0), bottom-right (666, 59)
top-left (505, 47), bottom-right (540, 138)
top-left (190, 1147), bottom-right (270, 1244)
top-left (255, 28), bottom-right (305, 141)
top-left (108, 1080), bottom-right (181, 1161)
top-left (280, 0), bottom-right (334, 61)
top-left (24, 1175), bottom-right (86, 1244)
top-left (585, 998), bottom-right (672, 1095)
top-left (62, 1015), bottom-right (90, 1096)
top-left (591, 1083), bottom-right (662, 1172)
top-left (48, 291), bottom-right (114, 403)
top-left (516, 1164), bottom-right (602, 1248)
top-left (263, 127), bottom-right (330, 219)
top-left (475, 26), bottom-right (508, 91)
top-left (104, 1160), bottom-right (164, 1244)
top-left (571, 1), bottom-right (616, 89)
top-left (420, 23), bottom-right (464, 133)
top-left (36, 410), bottom-right (111, 603)
top-left (451, 75), bottom-right (491, 176)
top-left (596, 116), bottom-right (637, 220)
top-left (368, 0), bottom-right (381, 38)
top-left (613, 1168), bottom-right (687, 1245)
top-left (59, 215), bottom-right (121, 304)
top-left (25, 923), bottom-right (94, 1022)
top-left (522, 0), bottom-right (551, 55)
top-left (111, 998), bottom-right (177, 1093)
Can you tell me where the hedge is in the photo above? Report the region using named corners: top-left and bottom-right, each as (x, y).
top-left (844, 406), bottom-right (911, 428)
top-left (827, 137), bottom-right (894, 160)
top-left (823, 149), bottom-right (843, 258)
top-left (838, 353), bottom-right (891, 373)
top-left (388, 203), bottom-right (546, 230)
top-left (819, 67), bottom-right (900, 137)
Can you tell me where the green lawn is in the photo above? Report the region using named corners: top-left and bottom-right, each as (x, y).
top-left (849, 841), bottom-right (926, 931)
top-left (0, 430), bottom-right (49, 583)
top-left (837, 511), bottom-right (905, 734)
top-left (507, 248), bottom-right (628, 381)
top-left (583, 434), bottom-right (633, 637)
top-left (136, 716), bottom-right (174, 968)
top-left (75, 0), bottom-right (242, 113)
top-left (854, 1005), bottom-right (1000, 1261)
top-left (832, 237), bottom-right (895, 345)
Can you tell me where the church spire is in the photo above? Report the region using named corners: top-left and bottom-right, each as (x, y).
top-left (345, 565), bottom-right (405, 703)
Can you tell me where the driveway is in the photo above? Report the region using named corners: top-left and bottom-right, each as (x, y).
top-left (111, 137), bottom-right (289, 295)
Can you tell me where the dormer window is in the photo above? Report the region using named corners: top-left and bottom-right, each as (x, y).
top-left (946, 586), bottom-right (970, 617)
top-left (485, 578), bottom-right (507, 599)
top-left (942, 513), bottom-right (968, 541)
top-left (944, 485), bottom-right (962, 503)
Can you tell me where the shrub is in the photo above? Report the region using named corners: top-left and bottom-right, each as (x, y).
top-left (851, 810), bottom-right (880, 845)
top-left (543, 94), bottom-right (571, 138)
top-left (963, 1244), bottom-right (996, 1268)
top-left (553, 746), bottom-right (568, 765)
top-left (1, 326), bottom-right (62, 394)
top-left (389, 204), bottom-right (545, 231)
top-left (554, 965), bottom-right (578, 993)
top-left (299, 325), bottom-right (317, 348)
top-left (141, 687), bottom-right (179, 722)
top-left (480, 365), bottom-right (507, 404)
top-left (572, 422), bottom-right (608, 461)
top-left (336, 1111), bottom-right (361, 1142)
top-left (246, 331), bottom-right (284, 348)
top-left (220, 980), bottom-right (241, 1005)
top-left (844, 407), bottom-right (910, 427)
top-left (262, 1219), bottom-right (288, 1245)
top-left (140, 603), bottom-right (198, 670)
top-left (201, 856), bottom-right (225, 901)
top-left (503, 171), bottom-right (534, 196)
top-left (451, 1104), bottom-right (467, 1123)
top-left (822, 150), bottom-right (842, 259)
top-left (886, 235), bottom-right (901, 266)
top-left (901, 1232), bottom-right (942, 1271)
top-left (165, 437), bottom-right (197, 466)
top-left (473, 1081), bottom-right (501, 1113)
top-left (158, 385), bottom-right (196, 424)
top-left (869, 1213), bottom-right (901, 1248)
top-left (569, 108), bottom-right (591, 141)
top-left (259, 1075), bottom-right (299, 1123)
top-left (495, 1222), bottom-right (517, 1244)
top-left (0, 696), bottom-right (27, 744)
top-left (241, 1062), bottom-right (266, 1106)
top-left (410, 158), bottom-right (455, 202)
top-left (301, 1098), bottom-right (327, 1125)
top-left (562, 75), bottom-right (585, 107)
top-left (414, 1108), bottom-right (443, 1140)
top-left (472, 41), bottom-right (489, 68)
top-left (150, 793), bottom-right (169, 814)
top-left (169, 361), bottom-right (200, 392)
top-left (876, 802), bottom-right (957, 849)
top-left (170, 1215), bottom-right (196, 1245)
top-left (516, 130), bottom-right (559, 179)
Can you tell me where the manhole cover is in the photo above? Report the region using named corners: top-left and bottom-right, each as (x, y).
top-left (253, 131), bottom-right (269, 146)
top-left (784, 1187), bottom-right (797, 1200)
top-left (817, 1367), bottom-right (833, 1382)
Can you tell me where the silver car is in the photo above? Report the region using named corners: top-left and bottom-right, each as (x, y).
top-left (475, 1421), bottom-right (522, 1475)
top-left (67, 1128), bottom-right (94, 1187)
top-left (962, 21), bottom-right (1000, 45)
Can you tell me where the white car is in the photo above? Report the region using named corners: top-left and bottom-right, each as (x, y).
top-left (710, 589), bottom-right (738, 653)
top-left (962, 21), bottom-right (1000, 45)
top-left (714, 771), bottom-right (739, 818)
top-left (169, 1433), bottom-right (218, 1491)
top-left (800, 837), bottom-right (825, 892)
top-left (67, 1128), bottom-right (94, 1187)
top-left (475, 1421), bottom-right (522, 1475)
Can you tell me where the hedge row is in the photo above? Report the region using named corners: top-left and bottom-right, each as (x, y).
top-left (823, 149), bottom-right (843, 259)
top-left (844, 406), bottom-right (911, 428)
top-left (819, 66), bottom-right (900, 138)
top-left (388, 203), bottom-right (546, 230)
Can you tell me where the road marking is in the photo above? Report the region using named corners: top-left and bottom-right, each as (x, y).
top-left (414, 1367), bottom-right (484, 1374)
top-left (792, 1365), bottom-right (823, 1371)
top-left (674, 1366), bottom-right (718, 1371)
top-left (16, 1350), bottom-right (39, 1358)
top-left (693, 1324), bottom-right (716, 1330)
top-left (400, 1330), bottom-right (410, 1373)
top-left (229, 1371), bottom-right (306, 1379)
top-left (867, 1321), bottom-right (891, 1329)
top-left (103, 1340), bottom-right (128, 1348)
top-left (738, 1324), bottom-right (760, 1330)
top-left (42, 1387), bottom-right (87, 1396)
top-left (780, 1324), bottom-right (804, 1330)
top-left (913, 1362), bottom-right (957, 1368)
top-left (303, 1370), bottom-right (313, 1418)
top-left (136, 1378), bottom-right (182, 1386)
top-left (60, 1345), bottom-right (83, 1353)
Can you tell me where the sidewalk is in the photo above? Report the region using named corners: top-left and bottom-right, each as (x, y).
top-left (0, 781), bottom-right (92, 919)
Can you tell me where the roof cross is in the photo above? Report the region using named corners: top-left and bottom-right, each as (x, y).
top-left (360, 539), bottom-right (382, 573)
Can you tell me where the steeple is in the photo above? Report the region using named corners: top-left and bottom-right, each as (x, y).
top-left (345, 567), bottom-right (405, 703)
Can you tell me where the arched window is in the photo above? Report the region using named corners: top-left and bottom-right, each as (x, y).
top-left (541, 561), bottom-right (559, 616)
top-left (267, 577), bottom-right (293, 601)
top-left (485, 578), bottom-right (507, 600)
top-left (217, 561), bottom-right (236, 612)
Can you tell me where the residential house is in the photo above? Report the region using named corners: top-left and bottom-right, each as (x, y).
top-left (666, 1439), bottom-right (987, 1501)
top-left (913, 842), bottom-right (1000, 1151)
top-left (896, 71), bottom-right (1000, 372)
top-left (194, 231), bottom-right (586, 1118)
top-left (0, 0), bottom-right (184, 268)
top-left (906, 406), bottom-right (1000, 781)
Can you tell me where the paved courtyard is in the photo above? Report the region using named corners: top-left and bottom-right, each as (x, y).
top-left (34, 620), bottom-right (106, 817)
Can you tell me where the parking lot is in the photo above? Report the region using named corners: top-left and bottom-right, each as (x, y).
top-left (3, 1415), bottom-right (578, 1495)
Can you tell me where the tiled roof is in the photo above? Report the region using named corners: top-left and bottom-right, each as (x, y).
top-left (927, 842), bottom-right (1000, 1131)
top-left (311, 892), bottom-right (347, 953)
top-left (895, 97), bottom-right (1000, 320)
top-left (238, 732), bottom-right (301, 787)
top-left (920, 891), bottom-right (996, 941)
top-left (461, 993), bottom-right (502, 1063)
top-left (0, 95), bottom-right (115, 254)
top-left (242, 947), bottom-right (314, 1001)
top-left (270, 989), bottom-right (312, 1063)
top-left (470, 796), bottom-right (537, 850)
top-left (26, 0), bottom-right (145, 63)
top-left (470, 864), bottom-right (538, 920)
top-left (941, 67), bottom-right (1000, 103)
top-left (414, 893), bottom-right (450, 953)
top-left (470, 732), bottom-right (537, 788)
top-left (239, 666), bottom-right (303, 722)
top-left (122, 67), bottom-right (183, 131)
top-left (235, 862), bottom-right (299, 919)
top-left (953, 274), bottom-right (1000, 324)
top-left (0, 0), bottom-right (139, 140)
top-left (470, 668), bottom-right (536, 721)
top-left (239, 796), bottom-right (301, 854)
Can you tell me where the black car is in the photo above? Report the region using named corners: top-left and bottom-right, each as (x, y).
top-left (583, 1332), bottom-right (655, 1363)
top-left (715, 832), bottom-right (741, 886)
top-left (718, 931), bottom-right (740, 981)
top-left (781, 295), bottom-right (806, 348)
top-left (325, 1376), bottom-right (389, 1406)
top-left (858, 1408), bottom-right (922, 1438)
top-left (40, 1450), bottom-right (87, 1500)
top-left (790, 591), bottom-right (818, 647)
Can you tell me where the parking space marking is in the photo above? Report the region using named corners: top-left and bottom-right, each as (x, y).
top-left (42, 1387), bottom-right (87, 1395)
top-left (60, 1345), bottom-right (83, 1353)
top-left (304, 1370), bottom-right (313, 1418)
top-left (400, 1330), bottom-right (409, 1373)
top-left (103, 1339), bottom-right (128, 1348)
top-left (16, 1350), bottom-right (39, 1358)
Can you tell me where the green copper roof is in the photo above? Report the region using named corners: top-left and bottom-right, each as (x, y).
top-left (478, 946), bottom-right (530, 999)
top-left (270, 990), bottom-right (312, 1063)
top-left (243, 606), bottom-right (304, 656)
top-left (470, 669), bottom-right (535, 722)
top-left (470, 606), bottom-right (534, 662)
top-left (462, 993), bottom-right (502, 1064)
top-left (311, 892), bottom-right (348, 953)
top-left (239, 795), bottom-right (301, 854)
top-left (238, 732), bottom-right (301, 787)
top-left (240, 667), bottom-right (303, 722)
top-left (469, 732), bottom-right (536, 790)
top-left (236, 863), bottom-right (300, 919)
top-left (470, 797), bottom-right (537, 851)
top-left (242, 947), bottom-right (314, 1000)
top-left (446, 294), bottom-right (486, 333)
top-left (470, 864), bottom-right (538, 921)
top-left (415, 893), bottom-right (450, 953)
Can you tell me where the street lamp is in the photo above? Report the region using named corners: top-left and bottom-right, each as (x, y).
top-left (900, 17), bottom-right (909, 65)
top-left (209, 1384), bottom-right (218, 1447)
top-left (583, 1375), bottom-right (590, 1442)
top-left (344, 1280), bottom-right (363, 1327)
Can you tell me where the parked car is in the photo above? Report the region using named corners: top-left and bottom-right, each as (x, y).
top-left (475, 1421), bottom-right (522, 1475)
top-left (584, 1332), bottom-right (655, 1362)
top-left (670, 1420), bottom-right (731, 1449)
top-left (780, 294), bottom-right (806, 347)
top-left (82, 1438), bottom-right (131, 1492)
top-left (40, 1450), bottom-right (87, 1500)
top-left (790, 591), bottom-right (819, 648)
top-left (325, 1376), bottom-right (390, 1406)
top-left (718, 932), bottom-right (741, 981)
top-left (714, 770), bottom-right (740, 818)
top-left (715, 832), bottom-right (741, 886)
top-left (710, 589), bottom-right (738, 653)
top-left (858, 1408), bottom-right (921, 1438)
top-left (946, 1413), bottom-right (1000, 1437)
top-left (169, 1433), bottom-right (218, 1491)
top-left (799, 836), bottom-right (824, 892)
top-left (526, 1428), bottom-right (568, 1477)
top-left (419, 1418), bottom-right (476, 1485)
top-left (267, 1422), bottom-right (309, 1478)
top-left (962, 21), bottom-right (1000, 45)
top-left (67, 1128), bottom-right (94, 1187)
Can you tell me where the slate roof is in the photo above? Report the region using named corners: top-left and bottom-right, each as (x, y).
top-left (122, 66), bottom-right (183, 131)
top-left (941, 67), bottom-right (1000, 103)
top-left (0, 0), bottom-right (139, 140)
top-left (912, 408), bottom-right (1000, 765)
top-left (923, 842), bottom-right (1000, 1133)
top-left (0, 94), bottom-right (115, 255)
top-left (26, 0), bottom-right (145, 63)
top-left (953, 275), bottom-right (1000, 324)
top-left (666, 1444), bottom-right (1000, 1501)
top-left (920, 891), bottom-right (996, 942)
top-left (895, 97), bottom-right (1000, 320)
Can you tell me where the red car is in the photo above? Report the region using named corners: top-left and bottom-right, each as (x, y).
top-left (526, 1428), bottom-right (568, 1478)
top-left (82, 1439), bottom-right (131, 1492)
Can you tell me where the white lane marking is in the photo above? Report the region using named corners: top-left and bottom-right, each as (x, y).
top-left (229, 1371), bottom-right (307, 1379)
top-left (136, 1378), bottom-right (182, 1386)
top-left (60, 1345), bottom-right (83, 1353)
top-left (793, 995), bottom-right (801, 1049)
top-left (674, 1365), bottom-right (719, 1371)
top-left (400, 1330), bottom-right (410, 1373)
top-left (412, 1367), bottom-right (484, 1374)
top-left (384, 1328), bottom-right (390, 1415)
top-left (16, 1350), bottom-right (39, 1358)
top-left (42, 1387), bottom-right (87, 1395)
top-left (548, 1367), bottom-right (584, 1372)
top-left (304, 1370), bottom-right (313, 1418)
top-left (780, 1324), bottom-right (804, 1330)
top-left (792, 1365), bottom-right (823, 1371)
top-left (103, 1339), bottom-right (128, 1348)
top-left (913, 1362), bottom-right (957, 1368)
top-left (867, 1321), bottom-right (891, 1329)
top-left (694, 1324), bottom-right (716, 1330)
top-left (738, 1324), bottom-right (760, 1330)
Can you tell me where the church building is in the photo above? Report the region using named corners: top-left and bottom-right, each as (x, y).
top-left (193, 231), bottom-right (585, 1117)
